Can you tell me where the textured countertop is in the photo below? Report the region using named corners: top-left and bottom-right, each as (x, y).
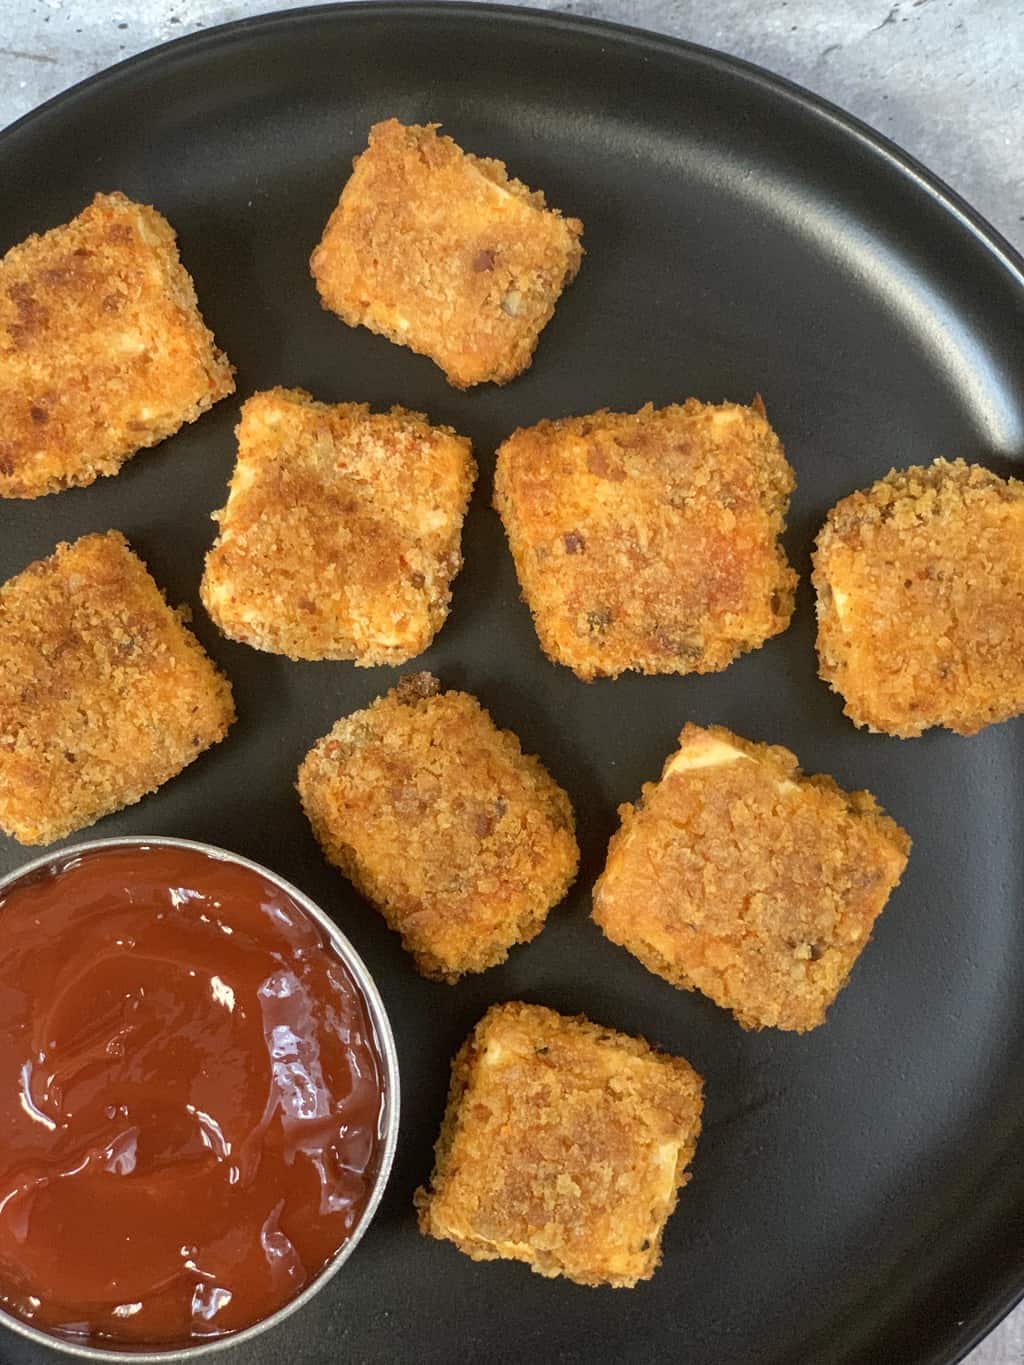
top-left (1, 3), bottom-right (1021, 1362)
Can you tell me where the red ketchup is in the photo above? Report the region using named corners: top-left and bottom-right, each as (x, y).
top-left (0, 844), bottom-right (388, 1348)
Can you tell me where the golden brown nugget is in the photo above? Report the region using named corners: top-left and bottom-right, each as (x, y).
top-left (593, 725), bottom-right (910, 1032)
top-left (201, 388), bottom-right (475, 664)
top-left (0, 532), bottom-right (235, 846)
top-left (415, 1002), bottom-right (703, 1288)
top-left (297, 675), bottom-right (578, 980)
top-left (493, 399), bottom-right (797, 681)
top-left (310, 119), bottom-right (583, 388)
top-left (813, 458), bottom-right (1024, 738)
top-left (0, 192), bottom-right (234, 499)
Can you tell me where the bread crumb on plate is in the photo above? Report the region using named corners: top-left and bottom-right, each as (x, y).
top-left (813, 457), bottom-right (1024, 737)
top-left (310, 119), bottom-right (583, 388)
top-left (201, 387), bottom-right (475, 664)
top-left (0, 531), bottom-right (235, 846)
top-left (0, 191), bottom-right (234, 499)
top-left (415, 1001), bottom-right (703, 1288)
top-left (493, 398), bottom-right (796, 680)
top-left (592, 724), bottom-right (910, 1032)
top-left (297, 674), bottom-right (578, 980)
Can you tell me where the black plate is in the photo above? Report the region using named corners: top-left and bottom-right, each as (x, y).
top-left (2, 6), bottom-right (1023, 1363)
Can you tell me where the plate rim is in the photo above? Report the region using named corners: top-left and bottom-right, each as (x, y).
top-left (0, 5), bottom-right (1021, 1363)
top-left (2, 0), bottom-right (1022, 298)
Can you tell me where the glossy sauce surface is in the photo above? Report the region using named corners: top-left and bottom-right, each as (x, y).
top-left (0, 844), bottom-right (386, 1347)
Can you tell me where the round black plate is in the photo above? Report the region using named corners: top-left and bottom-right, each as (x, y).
top-left (2, 6), bottom-right (1022, 1364)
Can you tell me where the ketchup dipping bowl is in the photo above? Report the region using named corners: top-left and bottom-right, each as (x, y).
top-left (0, 837), bottom-right (400, 1361)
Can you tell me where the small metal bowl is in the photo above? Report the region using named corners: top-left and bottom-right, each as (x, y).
top-left (0, 835), bottom-right (401, 1363)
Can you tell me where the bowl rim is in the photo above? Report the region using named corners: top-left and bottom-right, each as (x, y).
top-left (0, 834), bottom-right (402, 1362)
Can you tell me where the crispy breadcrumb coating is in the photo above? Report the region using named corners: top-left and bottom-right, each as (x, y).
top-left (493, 398), bottom-right (797, 680)
top-left (592, 725), bottom-right (910, 1032)
top-left (297, 675), bottom-right (578, 981)
top-left (201, 388), bottom-right (475, 664)
top-left (0, 532), bottom-right (235, 846)
top-left (310, 119), bottom-right (583, 388)
top-left (813, 458), bottom-right (1024, 737)
top-left (415, 1002), bottom-right (703, 1288)
top-left (0, 191), bottom-right (234, 499)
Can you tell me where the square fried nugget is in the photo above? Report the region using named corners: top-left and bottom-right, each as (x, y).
top-left (415, 1002), bottom-right (703, 1287)
top-left (593, 725), bottom-right (910, 1032)
top-left (201, 388), bottom-right (475, 664)
top-left (0, 532), bottom-right (235, 846)
top-left (297, 675), bottom-right (578, 980)
top-left (310, 119), bottom-right (583, 388)
top-left (0, 191), bottom-right (234, 499)
top-left (813, 458), bottom-right (1024, 738)
top-left (493, 399), bottom-right (797, 680)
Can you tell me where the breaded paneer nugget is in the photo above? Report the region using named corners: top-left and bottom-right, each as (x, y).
top-left (813, 458), bottom-right (1024, 737)
top-left (0, 532), bottom-right (235, 846)
top-left (415, 1002), bottom-right (703, 1288)
top-left (310, 119), bottom-right (583, 388)
top-left (0, 191), bottom-right (234, 498)
top-left (593, 725), bottom-right (910, 1032)
top-left (201, 388), bottom-right (474, 664)
top-left (297, 675), bottom-right (578, 980)
top-left (493, 399), bottom-right (797, 680)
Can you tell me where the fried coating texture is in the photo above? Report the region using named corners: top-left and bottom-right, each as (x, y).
top-left (0, 532), bottom-right (235, 846)
top-left (415, 1002), bottom-right (703, 1288)
top-left (592, 725), bottom-right (910, 1032)
top-left (297, 676), bottom-right (578, 980)
top-left (493, 399), bottom-right (797, 680)
top-left (201, 388), bottom-right (475, 664)
top-left (813, 458), bottom-right (1024, 738)
top-left (0, 191), bottom-right (234, 498)
top-left (310, 119), bottom-right (583, 388)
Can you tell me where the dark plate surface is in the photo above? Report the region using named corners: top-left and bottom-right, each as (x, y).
top-left (1, 5), bottom-right (1023, 1363)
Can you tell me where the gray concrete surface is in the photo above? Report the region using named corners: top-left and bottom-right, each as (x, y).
top-left (1, 2), bottom-right (1021, 1361)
